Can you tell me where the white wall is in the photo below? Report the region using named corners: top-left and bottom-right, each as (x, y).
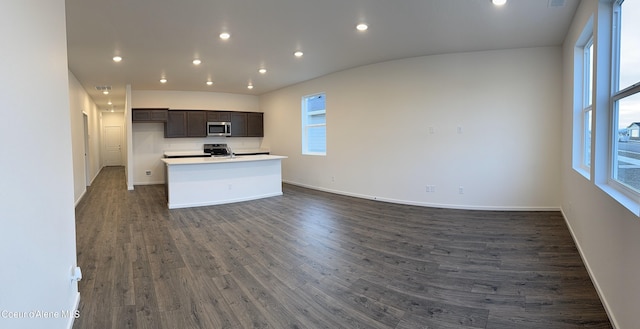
top-left (561, 1), bottom-right (640, 328)
top-left (131, 90), bottom-right (262, 185)
top-left (0, 1), bottom-right (79, 328)
top-left (68, 71), bottom-right (102, 204)
top-left (261, 47), bottom-right (562, 210)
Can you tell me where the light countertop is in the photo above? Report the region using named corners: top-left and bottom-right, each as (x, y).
top-left (163, 148), bottom-right (270, 158)
top-left (161, 154), bottom-right (286, 166)
top-left (163, 151), bottom-right (209, 157)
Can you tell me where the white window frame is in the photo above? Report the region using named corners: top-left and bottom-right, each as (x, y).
top-left (600, 0), bottom-right (640, 215)
top-left (301, 93), bottom-right (327, 156)
top-left (572, 19), bottom-right (594, 179)
top-left (582, 38), bottom-right (594, 173)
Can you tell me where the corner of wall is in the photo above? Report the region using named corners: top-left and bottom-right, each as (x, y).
top-left (126, 84), bottom-right (135, 190)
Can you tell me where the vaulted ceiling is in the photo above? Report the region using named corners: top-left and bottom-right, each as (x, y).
top-left (65, 0), bottom-right (579, 111)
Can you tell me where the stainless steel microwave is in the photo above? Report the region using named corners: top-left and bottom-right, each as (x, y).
top-left (207, 121), bottom-right (231, 137)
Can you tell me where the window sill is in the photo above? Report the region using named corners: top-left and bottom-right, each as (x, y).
top-left (596, 182), bottom-right (640, 217)
top-left (573, 166), bottom-right (591, 180)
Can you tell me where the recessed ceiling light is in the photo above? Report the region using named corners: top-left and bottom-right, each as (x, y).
top-left (102, 90), bottom-right (109, 95)
top-left (192, 59), bottom-right (202, 65)
top-left (247, 84), bottom-right (254, 90)
top-left (258, 68), bottom-right (267, 74)
top-left (107, 101), bottom-right (112, 105)
top-left (492, 0), bottom-right (507, 6)
top-left (206, 80), bottom-right (213, 86)
top-left (112, 56), bottom-right (122, 62)
top-left (356, 23), bottom-right (368, 31)
top-left (160, 78), bottom-right (167, 83)
top-left (219, 32), bottom-right (231, 40)
top-left (294, 50), bottom-right (304, 57)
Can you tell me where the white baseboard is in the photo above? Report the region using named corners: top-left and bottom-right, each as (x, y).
top-left (74, 189), bottom-right (87, 207)
top-left (133, 180), bottom-right (165, 186)
top-left (88, 166), bottom-right (103, 186)
top-left (74, 166), bottom-right (105, 207)
top-left (282, 180), bottom-right (560, 212)
top-left (65, 292), bottom-right (80, 329)
top-left (560, 208), bottom-right (618, 329)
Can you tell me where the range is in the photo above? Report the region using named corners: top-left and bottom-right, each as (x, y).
top-left (204, 143), bottom-right (232, 157)
top-left (163, 144), bottom-right (232, 159)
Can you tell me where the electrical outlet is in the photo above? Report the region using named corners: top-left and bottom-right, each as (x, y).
top-left (145, 170), bottom-right (151, 176)
top-left (459, 186), bottom-right (464, 194)
top-left (331, 176), bottom-right (335, 182)
top-left (426, 185), bottom-right (436, 193)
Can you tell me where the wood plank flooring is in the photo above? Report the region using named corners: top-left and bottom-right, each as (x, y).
top-left (72, 167), bottom-right (612, 329)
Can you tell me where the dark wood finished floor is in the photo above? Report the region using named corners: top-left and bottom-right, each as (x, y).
top-left (73, 167), bottom-right (612, 329)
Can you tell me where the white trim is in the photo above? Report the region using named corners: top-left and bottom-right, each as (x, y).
top-left (605, 0), bottom-right (640, 215)
top-left (90, 165), bottom-right (104, 185)
top-left (133, 180), bottom-right (166, 186)
top-left (560, 209), bottom-right (618, 329)
top-left (65, 292), bottom-right (81, 329)
top-left (283, 180), bottom-right (560, 212)
top-left (572, 16), bottom-right (594, 180)
top-left (301, 92), bottom-right (327, 155)
top-left (302, 152), bottom-right (326, 157)
top-left (74, 166), bottom-right (105, 207)
top-left (74, 189), bottom-right (87, 207)
top-left (597, 180), bottom-right (640, 216)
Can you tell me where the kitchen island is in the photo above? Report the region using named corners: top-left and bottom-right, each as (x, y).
top-left (161, 155), bottom-right (287, 209)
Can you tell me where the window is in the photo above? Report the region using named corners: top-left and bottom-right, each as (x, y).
top-left (572, 21), bottom-right (593, 178)
top-left (583, 39), bottom-right (594, 170)
top-left (302, 93), bottom-right (326, 155)
top-left (611, 0), bottom-right (640, 194)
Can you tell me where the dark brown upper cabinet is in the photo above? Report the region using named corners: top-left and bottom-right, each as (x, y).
top-left (186, 111), bottom-right (207, 137)
top-left (230, 112), bottom-right (247, 137)
top-left (138, 109), bottom-right (263, 138)
top-left (247, 112), bottom-right (264, 137)
top-left (229, 112), bottom-right (264, 137)
top-left (206, 111), bottom-right (231, 122)
top-left (165, 111), bottom-right (187, 138)
top-left (165, 110), bottom-right (208, 138)
top-left (132, 108), bottom-right (168, 122)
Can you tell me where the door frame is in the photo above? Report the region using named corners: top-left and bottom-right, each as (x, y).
top-left (83, 112), bottom-right (91, 186)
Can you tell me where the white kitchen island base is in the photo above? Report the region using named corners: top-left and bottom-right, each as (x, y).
top-left (162, 155), bottom-right (287, 209)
